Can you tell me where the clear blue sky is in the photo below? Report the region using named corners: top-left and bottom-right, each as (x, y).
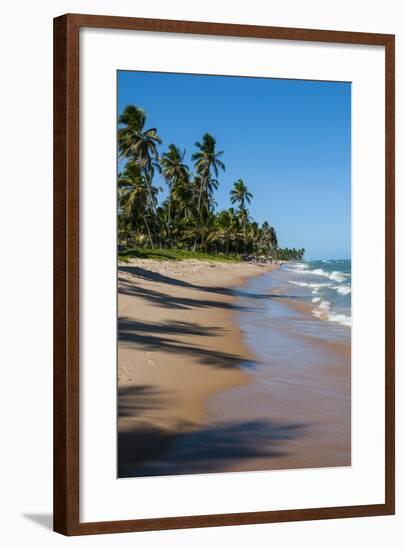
top-left (118, 70), bottom-right (351, 260)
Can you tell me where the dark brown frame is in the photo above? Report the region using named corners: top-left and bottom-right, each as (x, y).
top-left (54, 13), bottom-right (395, 536)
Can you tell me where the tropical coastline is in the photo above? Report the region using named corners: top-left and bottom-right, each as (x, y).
top-left (116, 75), bottom-right (351, 478)
top-left (118, 259), bottom-right (350, 477)
top-left (116, 101), bottom-right (311, 478)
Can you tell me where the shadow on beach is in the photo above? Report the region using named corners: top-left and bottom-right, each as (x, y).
top-left (119, 277), bottom-right (248, 312)
top-left (118, 386), bottom-right (308, 478)
top-left (119, 265), bottom-right (271, 299)
top-left (117, 264), bottom-right (311, 477)
top-left (118, 317), bottom-right (257, 370)
top-left (118, 384), bottom-right (308, 477)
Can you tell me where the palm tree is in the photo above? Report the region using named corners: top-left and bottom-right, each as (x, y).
top-left (191, 134), bottom-right (225, 250)
top-left (117, 212), bottom-right (133, 248)
top-left (237, 207), bottom-right (251, 253)
top-left (118, 162), bottom-right (156, 248)
top-left (118, 106), bottom-right (162, 245)
top-left (248, 221), bottom-right (261, 255)
top-left (260, 221), bottom-right (278, 257)
top-left (230, 179), bottom-right (253, 211)
top-left (118, 105), bottom-right (161, 170)
top-left (191, 134), bottom-right (225, 249)
top-left (196, 211), bottom-right (219, 253)
top-left (192, 134), bottom-right (225, 208)
top-left (159, 144), bottom-right (189, 241)
top-left (216, 208), bottom-right (240, 255)
top-left (268, 226), bottom-right (278, 253)
top-left (230, 179), bottom-right (253, 252)
top-left (171, 175), bottom-right (195, 222)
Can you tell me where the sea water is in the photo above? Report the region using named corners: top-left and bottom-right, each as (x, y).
top-left (233, 259), bottom-right (351, 361)
top-left (281, 259), bottom-right (351, 328)
top-left (205, 262), bottom-right (352, 471)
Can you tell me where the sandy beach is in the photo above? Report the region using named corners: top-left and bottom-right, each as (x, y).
top-left (118, 259), bottom-right (350, 477)
top-left (118, 259), bottom-right (276, 474)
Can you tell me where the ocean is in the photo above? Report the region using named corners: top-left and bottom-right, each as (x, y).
top-left (231, 258), bottom-right (352, 378)
top-left (281, 259), bottom-right (352, 328)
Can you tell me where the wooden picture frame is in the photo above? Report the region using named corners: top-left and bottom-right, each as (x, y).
top-left (54, 13), bottom-right (395, 536)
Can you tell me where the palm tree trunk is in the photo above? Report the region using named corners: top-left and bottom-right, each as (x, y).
top-left (143, 215), bottom-right (154, 249)
top-left (193, 177), bottom-right (206, 252)
top-left (157, 226), bottom-right (162, 249)
top-left (167, 183), bottom-right (174, 248)
top-left (193, 230), bottom-right (198, 252)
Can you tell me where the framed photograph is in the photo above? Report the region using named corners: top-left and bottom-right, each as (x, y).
top-left (53, 13), bottom-right (395, 535)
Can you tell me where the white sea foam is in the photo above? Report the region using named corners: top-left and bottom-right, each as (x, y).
top-left (309, 268), bottom-right (348, 282)
top-left (286, 261), bottom-right (351, 328)
top-left (289, 264), bottom-right (349, 284)
top-left (311, 300), bottom-right (331, 319)
top-left (286, 263), bottom-right (309, 273)
top-left (288, 280), bottom-right (308, 287)
top-left (312, 300), bottom-right (351, 327)
top-left (328, 313), bottom-right (352, 327)
top-left (328, 271), bottom-right (348, 283)
top-left (312, 268), bottom-right (327, 276)
top-left (332, 284), bottom-right (352, 295)
top-left (288, 280), bottom-right (332, 289)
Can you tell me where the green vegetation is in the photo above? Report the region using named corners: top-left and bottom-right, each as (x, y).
top-left (118, 105), bottom-right (305, 261)
top-left (118, 248), bottom-right (242, 263)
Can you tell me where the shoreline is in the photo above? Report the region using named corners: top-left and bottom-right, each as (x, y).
top-left (205, 269), bottom-right (350, 473)
top-left (117, 258), bottom-right (350, 477)
top-left (118, 258), bottom-right (278, 476)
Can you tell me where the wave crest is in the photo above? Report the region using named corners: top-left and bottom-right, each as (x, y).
top-left (311, 300), bottom-right (351, 327)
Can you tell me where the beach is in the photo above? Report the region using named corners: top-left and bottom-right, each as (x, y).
top-left (118, 259), bottom-right (351, 477)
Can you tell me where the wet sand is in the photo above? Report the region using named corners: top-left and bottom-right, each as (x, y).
top-left (118, 259), bottom-right (350, 477)
top-left (206, 272), bottom-right (351, 473)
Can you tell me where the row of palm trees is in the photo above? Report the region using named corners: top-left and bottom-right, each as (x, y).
top-left (117, 104), bottom-right (305, 260)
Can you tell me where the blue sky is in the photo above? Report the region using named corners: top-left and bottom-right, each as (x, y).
top-left (118, 71), bottom-right (351, 260)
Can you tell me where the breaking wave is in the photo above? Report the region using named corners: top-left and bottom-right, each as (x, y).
top-left (311, 300), bottom-right (352, 327)
top-left (285, 259), bottom-right (351, 328)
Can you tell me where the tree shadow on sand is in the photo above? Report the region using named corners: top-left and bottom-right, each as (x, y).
top-left (119, 265), bottom-right (270, 299)
top-left (118, 317), bottom-right (257, 369)
top-left (118, 384), bottom-right (171, 418)
top-left (118, 277), bottom-right (252, 312)
top-left (118, 415), bottom-right (309, 477)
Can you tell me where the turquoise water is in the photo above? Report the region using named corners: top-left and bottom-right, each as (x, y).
top-left (277, 259), bottom-right (351, 328)
top-left (232, 259), bottom-right (351, 362)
